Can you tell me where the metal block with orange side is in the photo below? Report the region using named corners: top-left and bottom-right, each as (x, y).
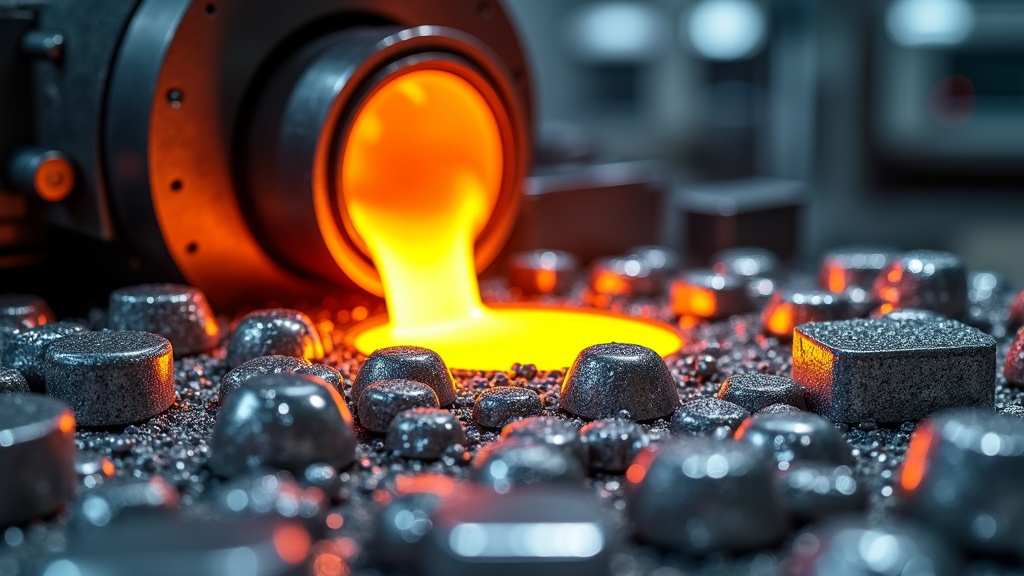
top-left (792, 318), bottom-right (996, 424)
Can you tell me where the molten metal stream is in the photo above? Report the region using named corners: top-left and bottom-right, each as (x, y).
top-left (344, 70), bottom-right (681, 369)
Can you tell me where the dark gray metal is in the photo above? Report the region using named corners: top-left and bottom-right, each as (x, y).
top-left (425, 488), bottom-right (615, 576)
top-left (472, 441), bottom-right (585, 492)
top-left (760, 289), bottom-right (849, 339)
top-left (775, 463), bottom-right (865, 522)
top-left (500, 416), bottom-right (586, 466)
top-left (717, 373), bottom-right (806, 413)
top-left (817, 246), bottom-right (895, 291)
top-left (472, 385), bottom-right (542, 428)
top-left (870, 250), bottom-right (968, 319)
top-left (0, 393), bottom-right (76, 527)
top-left (580, 418), bottom-right (647, 473)
top-left (625, 438), bottom-right (788, 554)
top-left (220, 355), bottom-right (341, 404)
top-left (792, 318), bottom-right (996, 423)
top-left (209, 372), bottom-right (356, 477)
top-left (108, 283), bottom-right (220, 357)
top-left (735, 411), bottom-right (854, 466)
top-left (671, 397), bottom-right (750, 436)
top-left (560, 342), bottom-right (678, 421)
top-left (385, 407), bottom-right (467, 460)
top-left (357, 379), bottom-right (439, 434)
top-left (351, 345), bottom-right (456, 406)
top-left (44, 330), bottom-right (174, 426)
top-left (0, 366), bottom-right (29, 393)
top-left (214, 471), bottom-right (327, 533)
top-left (897, 409), bottom-right (1024, 557)
top-left (225, 308), bottom-right (323, 368)
top-left (1, 320), bottom-right (85, 391)
top-left (670, 269), bottom-right (748, 318)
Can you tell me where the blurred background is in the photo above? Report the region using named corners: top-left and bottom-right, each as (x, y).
top-left (501, 0), bottom-right (1024, 282)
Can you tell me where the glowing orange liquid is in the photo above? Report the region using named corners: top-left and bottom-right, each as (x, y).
top-left (343, 69), bottom-right (681, 369)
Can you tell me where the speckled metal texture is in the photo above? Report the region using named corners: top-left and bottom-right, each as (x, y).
top-left (0, 394), bottom-right (76, 527)
top-left (357, 379), bottom-right (440, 434)
top-left (108, 284), bottom-right (220, 357)
top-left (792, 318), bottom-right (996, 423)
top-left (1, 321), bottom-right (87, 391)
top-left (44, 330), bottom-right (175, 427)
top-left (351, 346), bottom-right (457, 407)
top-left (472, 385), bottom-right (542, 428)
top-left (1003, 325), bottom-right (1024, 386)
top-left (219, 354), bottom-right (341, 403)
top-left (626, 437), bottom-right (789, 554)
top-left (209, 372), bottom-right (356, 477)
top-left (0, 366), bottom-right (29, 393)
top-left (897, 409), bottom-right (1024, 557)
top-left (471, 441), bottom-right (585, 491)
top-left (717, 373), bottom-right (807, 412)
top-left (385, 408), bottom-right (467, 460)
top-left (561, 342), bottom-right (679, 420)
top-left (671, 397), bottom-right (750, 436)
top-left (225, 308), bottom-right (323, 368)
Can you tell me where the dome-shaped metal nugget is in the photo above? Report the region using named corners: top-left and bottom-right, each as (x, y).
top-left (210, 372), bottom-right (356, 477)
top-left (561, 343), bottom-right (678, 421)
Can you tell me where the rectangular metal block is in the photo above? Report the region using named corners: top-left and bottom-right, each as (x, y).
top-left (792, 319), bottom-right (996, 423)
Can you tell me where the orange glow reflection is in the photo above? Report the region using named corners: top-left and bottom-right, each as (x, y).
top-left (825, 265), bottom-right (847, 293)
top-left (274, 524), bottom-right (312, 565)
top-left (343, 69), bottom-right (681, 370)
top-left (58, 412), bottom-right (75, 435)
top-left (765, 303), bottom-right (794, 337)
top-left (671, 285), bottom-right (717, 318)
top-left (899, 424), bottom-right (934, 493)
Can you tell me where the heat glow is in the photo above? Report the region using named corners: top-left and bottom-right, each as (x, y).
top-left (343, 69), bottom-right (681, 369)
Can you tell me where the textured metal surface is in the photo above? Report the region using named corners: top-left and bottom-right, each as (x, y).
top-left (735, 411), bottom-right (855, 466)
top-left (717, 373), bottom-right (807, 413)
top-left (385, 407), bottom-right (467, 460)
top-left (472, 385), bottom-right (542, 428)
top-left (351, 345), bottom-right (457, 407)
top-left (793, 319), bottom-right (996, 423)
top-left (356, 379), bottom-right (439, 433)
top-left (871, 250), bottom-right (968, 319)
top-left (44, 330), bottom-right (174, 426)
top-left (108, 283), bottom-right (220, 357)
top-left (226, 308), bottom-right (323, 368)
top-left (0, 319), bottom-right (85, 390)
top-left (561, 342), bottom-right (679, 421)
top-left (671, 397), bottom-right (750, 436)
top-left (219, 354), bottom-right (342, 404)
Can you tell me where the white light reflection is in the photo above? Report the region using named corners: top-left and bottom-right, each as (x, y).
top-left (885, 0), bottom-right (975, 47)
top-left (449, 522), bottom-right (604, 558)
top-left (686, 0), bottom-right (767, 61)
top-left (571, 2), bottom-right (664, 61)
